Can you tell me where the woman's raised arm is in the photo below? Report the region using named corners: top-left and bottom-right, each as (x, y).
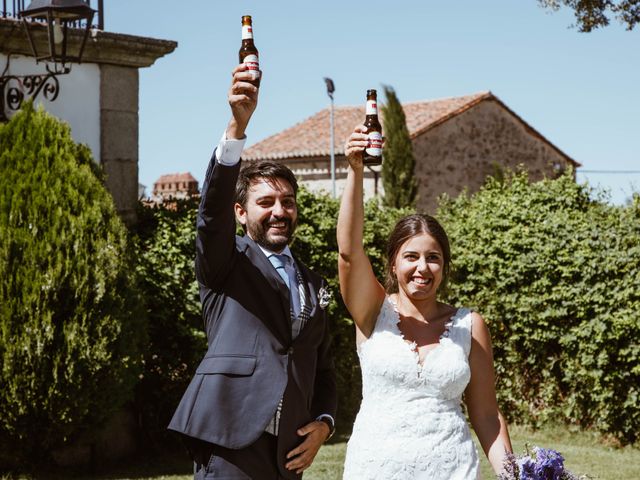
top-left (337, 125), bottom-right (385, 338)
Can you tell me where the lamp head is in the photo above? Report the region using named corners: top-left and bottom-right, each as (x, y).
top-left (323, 77), bottom-right (335, 99)
top-left (20, 0), bottom-right (96, 71)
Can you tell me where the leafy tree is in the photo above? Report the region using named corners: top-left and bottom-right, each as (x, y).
top-left (538, 0), bottom-right (639, 31)
top-left (0, 104), bottom-right (145, 468)
top-left (381, 85), bottom-right (418, 209)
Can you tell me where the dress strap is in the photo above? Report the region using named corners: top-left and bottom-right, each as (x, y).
top-left (356, 296), bottom-right (398, 352)
top-left (370, 296), bottom-right (399, 334)
top-left (447, 308), bottom-right (473, 357)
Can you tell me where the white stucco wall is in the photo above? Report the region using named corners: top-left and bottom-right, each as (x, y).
top-left (1, 53), bottom-right (100, 162)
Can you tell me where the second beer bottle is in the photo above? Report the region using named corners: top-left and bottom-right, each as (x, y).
top-left (239, 15), bottom-right (260, 87)
top-left (362, 89), bottom-right (383, 165)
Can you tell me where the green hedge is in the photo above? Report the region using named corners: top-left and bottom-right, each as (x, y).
top-left (0, 104), bottom-right (145, 468)
top-left (438, 172), bottom-right (640, 444)
top-left (132, 198), bottom-right (206, 446)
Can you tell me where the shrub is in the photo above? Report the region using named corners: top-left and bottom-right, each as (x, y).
top-left (132, 198), bottom-right (206, 447)
top-left (0, 104), bottom-right (145, 468)
top-left (438, 172), bottom-right (640, 444)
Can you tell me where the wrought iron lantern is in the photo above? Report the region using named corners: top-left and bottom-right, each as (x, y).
top-left (20, 0), bottom-right (96, 74)
top-left (0, 0), bottom-right (96, 121)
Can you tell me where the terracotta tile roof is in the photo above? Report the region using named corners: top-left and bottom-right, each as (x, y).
top-left (154, 172), bottom-right (198, 184)
top-left (243, 92), bottom-right (489, 161)
top-left (243, 92), bottom-right (580, 167)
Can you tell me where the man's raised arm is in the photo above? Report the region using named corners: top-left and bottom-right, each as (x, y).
top-left (195, 64), bottom-right (260, 288)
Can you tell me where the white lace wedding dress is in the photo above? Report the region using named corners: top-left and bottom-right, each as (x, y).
top-left (343, 297), bottom-right (481, 480)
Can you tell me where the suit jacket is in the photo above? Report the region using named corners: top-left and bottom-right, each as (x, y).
top-left (168, 154), bottom-right (337, 479)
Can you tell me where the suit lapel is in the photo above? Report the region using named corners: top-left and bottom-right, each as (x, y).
top-left (240, 236), bottom-right (292, 345)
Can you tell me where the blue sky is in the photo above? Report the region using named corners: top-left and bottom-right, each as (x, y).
top-left (106, 1), bottom-right (639, 204)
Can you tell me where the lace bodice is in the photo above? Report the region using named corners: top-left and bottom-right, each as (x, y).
top-left (343, 297), bottom-right (481, 480)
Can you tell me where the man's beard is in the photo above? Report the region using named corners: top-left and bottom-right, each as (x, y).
top-left (248, 217), bottom-right (296, 251)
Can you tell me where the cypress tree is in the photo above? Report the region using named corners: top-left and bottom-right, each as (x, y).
top-left (381, 85), bottom-right (418, 208)
top-left (0, 103), bottom-right (145, 468)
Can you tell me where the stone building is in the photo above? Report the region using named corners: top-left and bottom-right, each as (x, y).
top-left (0, 4), bottom-right (177, 224)
top-left (152, 172), bottom-right (199, 202)
top-left (243, 92), bottom-right (580, 213)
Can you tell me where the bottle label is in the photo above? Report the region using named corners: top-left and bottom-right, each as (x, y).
top-left (243, 53), bottom-right (260, 80)
top-left (366, 131), bottom-right (383, 156)
top-left (242, 25), bottom-right (254, 40)
top-left (366, 100), bottom-right (378, 115)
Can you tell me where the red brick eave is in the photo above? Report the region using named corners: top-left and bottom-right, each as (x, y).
top-left (410, 92), bottom-right (581, 168)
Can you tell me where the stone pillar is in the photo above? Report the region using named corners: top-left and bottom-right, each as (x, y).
top-left (0, 19), bottom-right (177, 226)
top-left (100, 64), bottom-right (139, 225)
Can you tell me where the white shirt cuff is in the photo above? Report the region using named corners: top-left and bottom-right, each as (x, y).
top-left (215, 130), bottom-right (247, 166)
top-left (316, 414), bottom-right (335, 425)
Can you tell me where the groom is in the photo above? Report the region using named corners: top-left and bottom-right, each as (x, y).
top-left (168, 64), bottom-right (337, 480)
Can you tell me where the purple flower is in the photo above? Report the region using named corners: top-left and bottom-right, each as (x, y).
top-left (498, 445), bottom-right (584, 480)
top-left (498, 451), bottom-right (519, 480)
top-left (517, 455), bottom-right (537, 480)
top-left (533, 447), bottom-right (566, 480)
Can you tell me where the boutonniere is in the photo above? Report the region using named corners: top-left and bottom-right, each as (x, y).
top-left (318, 286), bottom-right (332, 309)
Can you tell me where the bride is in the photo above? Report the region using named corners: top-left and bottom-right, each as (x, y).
top-left (338, 125), bottom-right (513, 479)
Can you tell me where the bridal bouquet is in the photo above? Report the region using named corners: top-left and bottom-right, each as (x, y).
top-left (498, 446), bottom-right (589, 480)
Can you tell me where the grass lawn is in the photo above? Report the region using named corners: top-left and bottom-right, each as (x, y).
top-left (304, 425), bottom-right (640, 480)
top-left (4, 425), bottom-right (638, 479)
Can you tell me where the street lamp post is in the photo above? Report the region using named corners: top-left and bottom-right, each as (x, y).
top-left (324, 77), bottom-right (336, 198)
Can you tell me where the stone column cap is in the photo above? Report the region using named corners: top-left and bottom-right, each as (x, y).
top-left (0, 18), bottom-right (177, 68)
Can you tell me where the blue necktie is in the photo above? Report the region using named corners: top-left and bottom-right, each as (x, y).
top-left (270, 254), bottom-right (301, 318)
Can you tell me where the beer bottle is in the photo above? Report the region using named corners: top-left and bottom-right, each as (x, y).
top-left (362, 89), bottom-right (383, 165)
top-left (239, 15), bottom-right (260, 87)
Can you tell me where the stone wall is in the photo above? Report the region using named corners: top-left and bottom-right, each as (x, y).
top-left (413, 100), bottom-right (572, 213)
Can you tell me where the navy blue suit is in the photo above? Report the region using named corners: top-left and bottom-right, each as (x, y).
top-left (168, 154), bottom-right (337, 479)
